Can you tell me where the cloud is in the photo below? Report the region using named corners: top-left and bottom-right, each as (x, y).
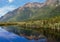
top-left (0, 5), bottom-right (17, 17)
top-left (8, 0), bottom-right (14, 3)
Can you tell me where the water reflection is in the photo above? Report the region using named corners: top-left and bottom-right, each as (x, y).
top-left (0, 27), bottom-right (47, 42)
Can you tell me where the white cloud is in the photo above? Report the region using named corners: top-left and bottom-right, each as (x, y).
top-left (0, 5), bottom-right (17, 17)
top-left (8, 0), bottom-right (14, 3)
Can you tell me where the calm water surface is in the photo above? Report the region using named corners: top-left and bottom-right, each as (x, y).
top-left (0, 27), bottom-right (47, 42)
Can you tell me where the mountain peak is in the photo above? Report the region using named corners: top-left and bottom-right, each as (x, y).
top-left (24, 2), bottom-right (45, 8)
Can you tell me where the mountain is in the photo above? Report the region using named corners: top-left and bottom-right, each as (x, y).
top-left (0, 2), bottom-right (45, 22)
top-left (0, 0), bottom-right (60, 22)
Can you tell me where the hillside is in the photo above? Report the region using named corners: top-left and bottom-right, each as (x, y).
top-left (0, 0), bottom-right (60, 22)
top-left (49, 5), bottom-right (60, 17)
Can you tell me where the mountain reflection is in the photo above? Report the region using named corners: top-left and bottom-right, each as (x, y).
top-left (0, 27), bottom-right (47, 42)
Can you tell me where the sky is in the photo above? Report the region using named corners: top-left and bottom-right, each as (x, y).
top-left (0, 0), bottom-right (46, 17)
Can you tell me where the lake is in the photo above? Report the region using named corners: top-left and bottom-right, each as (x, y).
top-left (0, 27), bottom-right (47, 42)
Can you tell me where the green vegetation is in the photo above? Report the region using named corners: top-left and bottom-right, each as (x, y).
top-left (0, 16), bottom-right (60, 41)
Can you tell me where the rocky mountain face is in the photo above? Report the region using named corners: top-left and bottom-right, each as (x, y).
top-left (46, 0), bottom-right (60, 5)
top-left (0, 0), bottom-right (60, 22)
top-left (23, 2), bottom-right (45, 8)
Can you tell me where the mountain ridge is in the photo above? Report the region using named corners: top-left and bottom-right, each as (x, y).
top-left (0, 0), bottom-right (60, 22)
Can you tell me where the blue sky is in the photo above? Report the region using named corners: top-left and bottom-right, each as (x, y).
top-left (0, 0), bottom-right (46, 17)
